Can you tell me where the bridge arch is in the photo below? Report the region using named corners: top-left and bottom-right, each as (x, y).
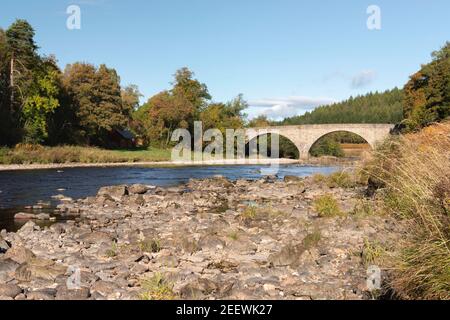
top-left (245, 131), bottom-right (300, 159)
top-left (307, 130), bottom-right (371, 158)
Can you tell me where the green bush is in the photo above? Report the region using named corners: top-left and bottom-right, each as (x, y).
top-left (313, 194), bottom-right (343, 217)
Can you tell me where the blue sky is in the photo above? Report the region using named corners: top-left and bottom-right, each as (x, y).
top-left (1, 0), bottom-right (449, 119)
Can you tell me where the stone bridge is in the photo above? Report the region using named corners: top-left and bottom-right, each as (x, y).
top-left (245, 123), bottom-right (395, 160)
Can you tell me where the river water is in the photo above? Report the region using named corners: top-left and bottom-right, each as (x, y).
top-left (0, 164), bottom-right (340, 231)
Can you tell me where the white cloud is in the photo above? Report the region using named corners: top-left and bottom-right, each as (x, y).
top-left (249, 96), bottom-right (336, 120)
top-left (351, 70), bottom-right (376, 88)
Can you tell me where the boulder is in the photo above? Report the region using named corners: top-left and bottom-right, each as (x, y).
top-left (284, 175), bottom-right (303, 183)
top-left (97, 185), bottom-right (128, 202)
top-left (4, 246), bottom-right (35, 264)
top-left (17, 221), bottom-right (38, 235)
top-left (128, 184), bottom-right (149, 195)
top-left (55, 285), bottom-right (90, 300)
top-left (268, 243), bottom-right (306, 267)
top-left (14, 212), bottom-right (36, 220)
top-left (0, 283), bottom-right (22, 298)
top-left (26, 289), bottom-right (56, 300)
top-left (0, 258), bottom-right (20, 283)
top-left (0, 236), bottom-right (10, 254)
top-left (36, 213), bottom-right (51, 221)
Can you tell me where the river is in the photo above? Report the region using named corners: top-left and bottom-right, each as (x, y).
top-left (0, 164), bottom-right (340, 231)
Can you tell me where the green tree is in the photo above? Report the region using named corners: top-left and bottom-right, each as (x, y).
top-left (0, 28), bottom-right (11, 145)
top-left (247, 115), bottom-right (272, 128)
top-left (63, 63), bottom-right (131, 146)
top-left (2, 19), bottom-right (40, 144)
top-left (151, 91), bottom-right (194, 147)
top-left (121, 84), bottom-right (142, 118)
top-left (310, 137), bottom-right (345, 158)
top-left (171, 67), bottom-right (211, 116)
top-left (22, 57), bottom-right (61, 143)
top-left (201, 94), bottom-right (248, 133)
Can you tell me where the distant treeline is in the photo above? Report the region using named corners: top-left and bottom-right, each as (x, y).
top-left (280, 88), bottom-right (404, 126)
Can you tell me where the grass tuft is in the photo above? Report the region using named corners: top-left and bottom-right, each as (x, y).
top-left (140, 273), bottom-right (176, 300)
top-left (313, 194), bottom-right (343, 217)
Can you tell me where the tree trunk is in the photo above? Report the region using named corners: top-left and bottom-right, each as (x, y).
top-left (9, 54), bottom-right (14, 110)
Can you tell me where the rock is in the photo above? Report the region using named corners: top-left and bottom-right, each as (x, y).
top-left (4, 246), bottom-right (35, 264)
top-left (268, 243), bottom-right (306, 267)
top-left (26, 289), bottom-right (56, 300)
top-left (198, 234), bottom-right (225, 250)
top-left (14, 212), bottom-right (36, 220)
top-left (0, 258), bottom-right (20, 283)
top-left (365, 177), bottom-right (385, 197)
top-left (0, 283), bottom-right (22, 298)
top-left (284, 175), bottom-right (303, 183)
top-left (17, 220), bottom-right (38, 235)
top-left (90, 280), bottom-right (120, 297)
top-left (127, 194), bottom-right (144, 206)
top-left (55, 285), bottom-right (90, 300)
top-left (36, 213), bottom-right (51, 221)
top-left (128, 184), bottom-right (149, 195)
top-left (97, 185), bottom-right (128, 201)
top-left (79, 231), bottom-right (113, 244)
top-left (157, 255), bottom-right (179, 268)
top-left (0, 236), bottom-right (10, 254)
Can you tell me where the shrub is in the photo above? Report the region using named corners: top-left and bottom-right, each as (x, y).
top-left (313, 194), bottom-right (342, 217)
top-left (326, 171), bottom-right (356, 188)
top-left (303, 231), bottom-right (321, 249)
top-left (139, 239), bottom-right (161, 253)
top-left (361, 239), bottom-right (386, 267)
top-left (140, 273), bottom-right (176, 300)
top-left (241, 206), bottom-right (258, 219)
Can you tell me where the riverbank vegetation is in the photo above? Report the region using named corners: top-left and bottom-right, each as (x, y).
top-left (365, 121), bottom-right (450, 299)
top-left (0, 144), bottom-right (170, 164)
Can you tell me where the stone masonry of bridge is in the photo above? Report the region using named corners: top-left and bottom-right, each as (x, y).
top-left (245, 123), bottom-right (395, 160)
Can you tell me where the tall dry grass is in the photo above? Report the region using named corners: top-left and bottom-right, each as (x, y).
top-left (365, 121), bottom-right (450, 299)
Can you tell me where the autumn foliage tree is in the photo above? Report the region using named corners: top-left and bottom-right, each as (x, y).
top-left (403, 42), bottom-right (450, 131)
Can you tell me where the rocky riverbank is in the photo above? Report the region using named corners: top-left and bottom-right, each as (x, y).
top-left (0, 175), bottom-right (403, 300)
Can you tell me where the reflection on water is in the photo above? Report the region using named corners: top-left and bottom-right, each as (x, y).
top-left (0, 164), bottom-right (340, 231)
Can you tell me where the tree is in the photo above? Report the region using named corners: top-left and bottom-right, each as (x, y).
top-left (146, 91), bottom-right (194, 147)
top-left (22, 56), bottom-right (61, 143)
top-left (403, 42), bottom-right (450, 131)
top-left (248, 115), bottom-right (272, 128)
top-left (63, 63), bottom-right (130, 146)
top-left (0, 28), bottom-right (11, 145)
top-left (171, 67), bottom-right (211, 116)
top-left (121, 84), bottom-right (142, 118)
top-left (6, 19), bottom-right (38, 110)
top-left (201, 95), bottom-right (247, 133)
